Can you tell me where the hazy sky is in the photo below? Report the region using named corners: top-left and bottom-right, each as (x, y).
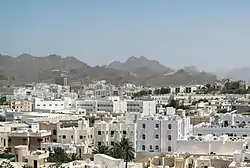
top-left (1, 0), bottom-right (250, 71)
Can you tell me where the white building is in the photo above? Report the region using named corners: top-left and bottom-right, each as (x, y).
top-left (34, 97), bottom-right (73, 111)
top-left (94, 120), bottom-right (136, 149)
top-left (57, 119), bottom-right (93, 154)
top-left (74, 97), bottom-right (127, 113)
top-left (126, 100), bottom-right (156, 116)
top-left (194, 113), bottom-right (250, 137)
top-left (177, 134), bottom-right (249, 156)
top-left (74, 97), bottom-right (156, 115)
top-left (136, 115), bottom-right (191, 157)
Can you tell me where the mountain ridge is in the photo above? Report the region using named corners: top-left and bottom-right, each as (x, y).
top-left (106, 56), bottom-right (172, 73)
top-left (0, 54), bottom-right (217, 86)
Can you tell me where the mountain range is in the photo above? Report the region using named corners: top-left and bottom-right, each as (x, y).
top-left (0, 54), bottom-right (218, 86)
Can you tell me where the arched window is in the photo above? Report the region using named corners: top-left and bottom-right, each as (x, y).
top-left (142, 134), bottom-right (146, 140)
top-left (155, 145), bottom-right (159, 150)
top-left (149, 145), bottom-right (153, 150)
top-left (168, 135), bottom-right (172, 141)
top-left (168, 124), bottom-right (172, 129)
top-left (52, 129), bottom-right (57, 136)
top-left (168, 146), bottom-right (172, 152)
top-left (142, 145), bottom-right (145, 151)
top-left (142, 123), bottom-right (146, 129)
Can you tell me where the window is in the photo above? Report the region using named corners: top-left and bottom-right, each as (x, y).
top-left (155, 134), bottom-right (159, 139)
top-left (123, 131), bottom-right (127, 135)
top-left (156, 124), bottom-right (159, 128)
top-left (142, 145), bottom-right (145, 151)
top-left (142, 134), bottom-right (146, 140)
top-left (111, 141), bottom-right (114, 146)
top-left (142, 123), bottom-right (146, 129)
top-left (168, 135), bottom-right (172, 141)
top-left (62, 135), bottom-right (66, 139)
top-left (52, 129), bottom-right (57, 136)
top-left (149, 145), bottom-right (153, 151)
top-left (98, 131), bottom-right (101, 135)
top-left (110, 131), bottom-right (114, 135)
top-left (43, 104), bottom-right (46, 106)
top-left (168, 124), bottom-right (172, 129)
top-left (37, 138), bottom-right (43, 142)
top-left (49, 104), bottom-right (52, 106)
top-left (71, 135), bottom-right (73, 139)
top-left (80, 135), bottom-right (83, 139)
top-left (155, 145), bottom-right (159, 150)
top-left (98, 141), bottom-right (101, 146)
top-left (168, 146), bottom-right (172, 152)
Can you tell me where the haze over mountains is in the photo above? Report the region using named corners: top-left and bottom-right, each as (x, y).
top-left (215, 67), bottom-right (250, 82)
top-left (0, 54), bottom-right (221, 86)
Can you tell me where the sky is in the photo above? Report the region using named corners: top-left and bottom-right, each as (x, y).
top-left (0, 0), bottom-right (250, 72)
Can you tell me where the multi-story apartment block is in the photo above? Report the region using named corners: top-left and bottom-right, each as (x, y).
top-left (94, 121), bottom-right (136, 149)
top-left (74, 98), bottom-right (156, 115)
top-left (10, 100), bottom-right (34, 112)
top-left (136, 115), bottom-right (191, 157)
top-left (8, 129), bottom-right (51, 152)
top-left (74, 99), bottom-right (127, 113)
top-left (126, 100), bottom-right (156, 116)
top-left (34, 97), bottom-right (73, 111)
top-left (56, 119), bottom-right (93, 155)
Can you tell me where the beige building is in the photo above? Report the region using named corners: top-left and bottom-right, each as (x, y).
top-left (10, 100), bottom-right (34, 112)
top-left (8, 130), bottom-right (51, 153)
top-left (15, 145), bottom-right (49, 168)
top-left (0, 132), bottom-right (8, 151)
top-left (39, 122), bottom-right (57, 142)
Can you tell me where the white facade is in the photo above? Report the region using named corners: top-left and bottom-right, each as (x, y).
top-left (136, 115), bottom-right (191, 157)
top-left (34, 97), bottom-right (73, 111)
top-left (57, 119), bottom-right (93, 149)
top-left (94, 121), bottom-right (136, 149)
top-left (73, 98), bottom-right (155, 115)
top-left (194, 113), bottom-right (250, 137)
top-left (74, 99), bottom-right (127, 113)
top-left (126, 100), bottom-right (156, 116)
top-left (177, 134), bottom-right (249, 156)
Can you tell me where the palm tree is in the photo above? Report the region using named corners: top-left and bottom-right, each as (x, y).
top-left (92, 145), bottom-right (110, 155)
top-left (70, 153), bottom-right (79, 161)
top-left (111, 137), bottom-right (135, 168)
top-left (47, 147), bottom-right (71, 164)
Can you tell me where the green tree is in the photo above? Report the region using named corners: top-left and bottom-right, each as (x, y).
top-left (160, 87), bottom-right (171, 94)
top-left (0, 96), bottom-right (7, 105)
top-left (47, 147), bottom-right (71, 164)
top-left (167, 99), bottom-right (178, 108)
top-left (92, 145), bottom-right (110, 155)
top-left (110, 137), bottom-right (135, 167)
top-left (154, 89), bottom-right (161, 95)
